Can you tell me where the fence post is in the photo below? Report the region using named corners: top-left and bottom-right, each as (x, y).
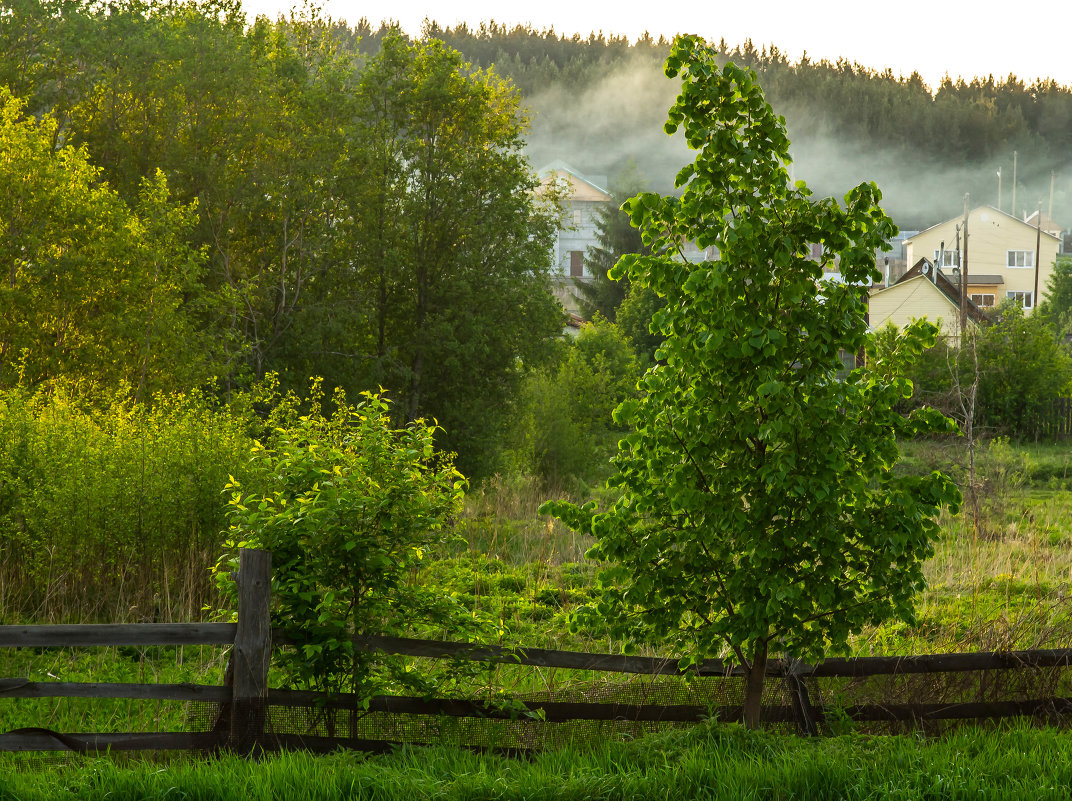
top-left (783, 658), bottom-right (819, 736)
top-left (230, 548), bottom-right (272, 750)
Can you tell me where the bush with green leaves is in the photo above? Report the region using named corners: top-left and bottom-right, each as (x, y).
top-left (0, 384), bottom-right (253, 621)
top-left (975, 301), bottom-right (1072, 437)
top-left (884, 301), bottom-right (1072, 438)
top-left (215, 385), bottom-right (480, 696)
top-left (506, 317), bottom-right (641, 489)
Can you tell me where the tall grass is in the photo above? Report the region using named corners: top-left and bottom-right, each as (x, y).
top-left (0, 387), bottom-right (254, 623)
top-left (455, 473), bottom-right (597, 565)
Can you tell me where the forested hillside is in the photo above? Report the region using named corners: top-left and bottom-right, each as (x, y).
top-left (348, 20), bottom-right (1072, 229)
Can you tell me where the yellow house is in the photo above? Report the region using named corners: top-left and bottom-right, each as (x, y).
top-left (868, 259), bottom-right (987, 343)
top-left (904, 206), bottom-right (1060, 313)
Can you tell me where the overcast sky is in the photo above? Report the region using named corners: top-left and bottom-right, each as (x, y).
top-left (240, 0), bottom-right (1072, 90)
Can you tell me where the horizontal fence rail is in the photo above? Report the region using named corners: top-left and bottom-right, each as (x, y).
top-left (0, 623), bottom-right (237, 648)
top-left (0, 679), bottom-right (230, 702)
top-left (353, 634), bottom-right (1072, 679)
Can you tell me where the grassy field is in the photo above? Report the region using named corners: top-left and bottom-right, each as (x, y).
top-left (3, 437), bottom-right (1072, 797)
top-left (3, 721), bottom-right (1072, 800)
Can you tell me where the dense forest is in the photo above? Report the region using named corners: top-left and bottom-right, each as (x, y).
top-left (353, 20), bottom-right (1072, 230)
top-left (2, 0), bottom-right (1072, 481)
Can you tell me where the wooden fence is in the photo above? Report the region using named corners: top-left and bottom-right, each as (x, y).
top-left (4, 547), bottom-right (1072, 753)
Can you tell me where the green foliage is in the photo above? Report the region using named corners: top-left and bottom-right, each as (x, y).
top-left (506, 317), bottom-right (640, 489)
top-left (575, 159), bottom-right (651, 322)
top-left (339, 33), bottom-right (565, 476)
top-left (615, 283), bottom-right (667, 366)
top-left (0, 89), bottom-right (218, 396)
top-left (215, 385), bottom-right (479, 695)
top-left (0, 384), bottom-right (253, 620)
top-left (975, 302), bottom-right (1072, 435)
top-left (542, 36), bottom-right (960, 726)
top-left (1035, 256), bottom-right (1072, 335)
top-left (2, 6), bottom-right (564, 475)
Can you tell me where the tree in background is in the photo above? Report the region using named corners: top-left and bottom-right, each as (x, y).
top-left (506, 317), bottom-right (640, 489)
top-left (0, 89), bottom-right (217, 395)
top-left (542, 36), bottom-right (960, 728)
top-left (340, 34), bottom-right (565, 475)
top-left (0, 6), bottom-right (565, 475)
top-left (976, 301), bottom-right (1072, 436)
top-left (1036, 256), bottom-right (1072, 337)
top-left (615, 284), bottom-right (667, 366)
top-left (575, 159), bottom-right (650, 322)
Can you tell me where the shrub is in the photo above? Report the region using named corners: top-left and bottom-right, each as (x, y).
top-left (214, 384), bottom-right (481, 696)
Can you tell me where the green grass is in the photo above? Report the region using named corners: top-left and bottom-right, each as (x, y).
top-left (6, 437), bottom-right (1072, 766)
top-left (2, 721), bottom-right (1072, 799)
top-left (0, 644), bottom-right (229, 735)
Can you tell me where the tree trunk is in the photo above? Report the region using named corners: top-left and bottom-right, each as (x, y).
top-left (742, 641), bottom-right (768, 729)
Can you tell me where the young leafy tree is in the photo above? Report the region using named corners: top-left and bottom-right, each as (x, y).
top-left (541, 36), bottom-right (960, 729)
top-left (215, 382), bottom-right (478, 698)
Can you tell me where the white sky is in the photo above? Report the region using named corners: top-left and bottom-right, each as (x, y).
top-left (241, 0), bottom-right (1072, 90)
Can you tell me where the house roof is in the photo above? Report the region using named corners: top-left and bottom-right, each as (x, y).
top-left (905, 205), bottom-right (1060, 243)
top-left (1023, 209), bottom-right (1065, 237)
top-left (890, 257), bottom-right (990, 325)
top-left (537, 161), bottom-right (611, 202)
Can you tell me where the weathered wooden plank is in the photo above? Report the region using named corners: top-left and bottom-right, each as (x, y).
top-left (351, 635), bottom-right (744, 676)
top-left (354, 635), bottom-right (1072, 679)
top-left (806, 648), bottom-right (1072, 677)
top-left (0, 623), bottom-right (236, 648)
top-left (267, 690), bottom-right (800, 724)
top-left (0, 679), bottom-right (230, 702)
top-left (838, 697), bottom-right (1072, 722)
top-left (0, 729), bottom-right (222, 752)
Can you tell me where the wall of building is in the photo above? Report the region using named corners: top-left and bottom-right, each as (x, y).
top-left (905, 207), bottom-right (1059, 311)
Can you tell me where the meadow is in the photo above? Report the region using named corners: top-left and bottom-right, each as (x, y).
top-left (3, 417), bottom-right (1072, 796)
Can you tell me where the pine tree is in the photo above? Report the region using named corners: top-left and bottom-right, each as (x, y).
top-left (575, 159), bottom-right (649, 322)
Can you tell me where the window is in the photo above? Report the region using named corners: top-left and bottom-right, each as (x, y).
top-left (932, 249), bottom-right (959, 268)
top-left (1007, 250), bottom-right (1034, 268)
top-left (572, 209), bottom-right (583, 226)
top-left (1007, 290), bottom-right (1033, 309)
top-left (970, 293), bottom-right (995, 307)
top-left (569, 250), bottom-right (584, 277)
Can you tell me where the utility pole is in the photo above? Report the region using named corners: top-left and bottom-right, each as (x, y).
top-left (960, 195), bottom-right (970, 337)
top-left (997, 167), bottom-right (1002, 212)
top-left (1034, 200), bottom-right (1043, 313)
top-left (1011, 151), bottom-right (1018, 217)
top-left (1050, 171), bottom-right (1056, 218)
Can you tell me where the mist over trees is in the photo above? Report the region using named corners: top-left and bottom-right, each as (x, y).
top-left (382, 22), bottom-right (1072, 230)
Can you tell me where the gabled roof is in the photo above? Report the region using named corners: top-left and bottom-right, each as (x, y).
top-left (891, 258), bottom-right (990, 325)
top-left (1023, 209), bottom-right (1065, 237)
top-left (537, 161), bottom-right (612, 202)
top-left (905, 205), bottom-right (1060, 242)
